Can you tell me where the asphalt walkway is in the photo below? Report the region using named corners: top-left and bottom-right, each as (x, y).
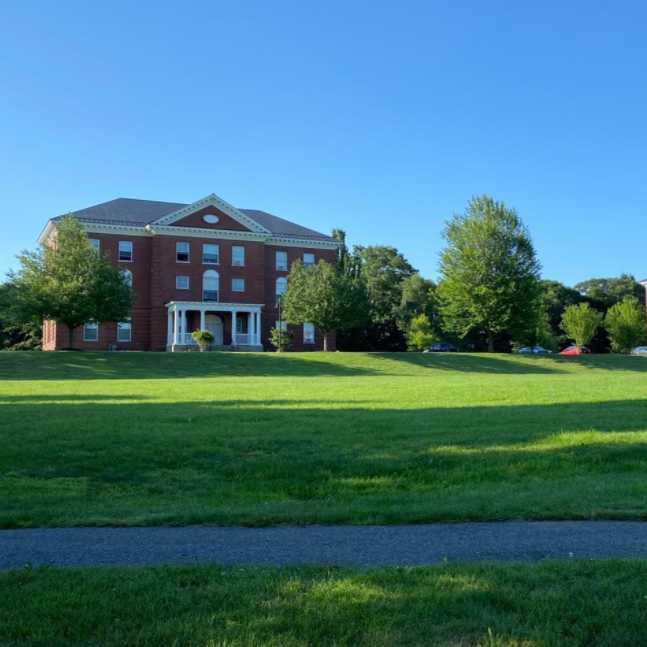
top-left (3, 521), bottom-right (647, 570)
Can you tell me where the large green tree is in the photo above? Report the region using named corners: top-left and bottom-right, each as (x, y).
top-left (12, 216), bottom-right (134, 349)
top-left (282, 259), bottom-right (368, 351)
top-left (438, 196), bottom-right (541, 352)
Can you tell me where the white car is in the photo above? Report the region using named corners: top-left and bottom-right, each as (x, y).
top-left (631, 346), bottom-right (647, 356)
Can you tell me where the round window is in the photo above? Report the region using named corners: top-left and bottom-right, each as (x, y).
top-left (203, 214), bottom-right (220, 224)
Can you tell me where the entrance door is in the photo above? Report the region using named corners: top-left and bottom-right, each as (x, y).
top-left (205, 314), bottom-right (224, 346)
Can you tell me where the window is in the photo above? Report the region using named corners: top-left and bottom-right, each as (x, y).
top-left (303, 322), bottom-right (315, 344)
top-left (275, 277), bottom-right (287, 298)
top-left (176, 241), bottom-right (190, 263)
top-left (203, 270), bottom-right (219, 302)
top-left (118, 241), bottom-right (133, 262)
top-left (89, 238), bottom-right (100, 252)
top-left (303, 252), bottom-right (315, 267)
top-left (83, 321), bottom-right (99, 342)
top-left (277, 320), bottom-right (288, 332)
top-left (232, 245), bottom-right (245, 267)
top-left (202, 243), bottom-right (219, 264)
top-left (276, 250), bottom-right (288, 271)
top-left (117, 321), bottom-right (132, 342)
top-left (176, 275), bottom-right (190, 290)
top-left (121, 269), bottom-right (133, 288)
top-left (231, 278), bottom-right (245, 292)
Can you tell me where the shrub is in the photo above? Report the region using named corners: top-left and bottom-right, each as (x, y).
top-left (406, 313), bottom-right (437, 351)
top-left (191, 329), bottom-right (214, 352)
top-left (270, 326), bottom-right (293, 352)
top-left (604, 297), bottom-right (646, 353)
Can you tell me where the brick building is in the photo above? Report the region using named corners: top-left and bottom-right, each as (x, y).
top-left (40, 193), bottom-right (340, 351)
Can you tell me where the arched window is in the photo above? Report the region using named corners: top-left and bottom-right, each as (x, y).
top-left (276, 277), bottom-right (287, 298)
top-left (121, 269), bottom-right (133, 288)
top-left (203, 270), bottom-right (219, 302)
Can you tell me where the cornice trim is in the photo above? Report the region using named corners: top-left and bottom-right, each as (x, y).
top-left (152, 193), bottom-right (271, 233)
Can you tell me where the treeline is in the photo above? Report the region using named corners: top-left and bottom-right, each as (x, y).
top-left (278, 196), bottom-right (646, 353)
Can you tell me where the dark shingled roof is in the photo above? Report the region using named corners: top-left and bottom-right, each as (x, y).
top-left (55, 197), bottom-right (332, 241)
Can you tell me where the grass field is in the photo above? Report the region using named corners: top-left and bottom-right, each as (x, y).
top-left (2, 560), bottom-right (647, 646)
top-left (2, 351), bottom-right (647, 527)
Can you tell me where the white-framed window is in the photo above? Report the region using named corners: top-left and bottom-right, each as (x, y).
top-left (176, 241), bottom-right (190, 263)
top-left (303, 252), bottom-right (315, 267)
top-left (276, 277), bottom-right (287, 298)
top-left (89, 238), bottom-right (100, 252)
top-left (231, 278), bottom-right (245, 292)
top-left (276, 250), bottom-right (288, 271)
top-left (83, 321), bottom-right (99, 342)
top-left (118, 240), bottom-right (133, 262)
top-left (202, 243), bottom-right (219, 264)
top-left (121, 269), bottom-right (133, 288)
top-left (203, 270), bottom-right (219, 302)
top-left (176, 275), bottom-right (190, 290)
top-left (232, 245), bottom-right (245, 267)
top-left (117, 320), bottom-right (132, 342)
top-left (303, 322), bottom-right (315, 344)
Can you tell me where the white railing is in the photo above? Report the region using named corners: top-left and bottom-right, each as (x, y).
top-left (183, 333), bottom-right (197, 345)
top-left (232, 333), bottom-right (253, 345)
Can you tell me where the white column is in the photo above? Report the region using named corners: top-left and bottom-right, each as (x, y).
top-left (181, 310), bottom-right (187, 344)
top-left (232, 309), bottom-right (237, 345)
top-left (200, 308), bottom-right (206, 331)
top-left (172, 307), bottom-right (179, 346)
top-left (257, 309), bottom-right (262, 346)
top-left (167, 309), bottom-right (173, 347)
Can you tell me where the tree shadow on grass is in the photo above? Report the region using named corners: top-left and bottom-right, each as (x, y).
top-left (3, 398), bottom-right (647, 526)
top-left (372, 352), bottom-right (567, 374)
top-left (0, 352), bottom-right (377, 381)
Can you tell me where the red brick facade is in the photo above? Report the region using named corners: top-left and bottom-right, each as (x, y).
top-left (42, 200), bottom-right (338, 352)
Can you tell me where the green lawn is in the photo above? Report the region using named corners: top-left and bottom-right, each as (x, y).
top-left (2, 560), bottom-right (647, 646)
top-left (2, 351), bottom-right (647, 527)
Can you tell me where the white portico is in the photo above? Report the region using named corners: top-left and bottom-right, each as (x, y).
top-left (166, 301), bottom-right (263, 351)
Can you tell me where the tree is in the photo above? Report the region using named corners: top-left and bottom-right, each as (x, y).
top-left (575, 275), bottom-right (645, 310)
top-left (12, 216), bottom-right (134, 348)
top-left (282, 260), bottom-right (367, 351)
top-left (604, 297), bottom-right (646, 353)
top-left (560, 303), bottom-right (603, 349)
top-left (356, 245), bottom-right (416, 324)
top-left (397, 273), bottom-right (438, 331)
top-left (437, 195), bottom-right (541, 352)
top-left (406, 313), bottom-right (437, 351)
top-left (0, 280), bottom-right (42, 350)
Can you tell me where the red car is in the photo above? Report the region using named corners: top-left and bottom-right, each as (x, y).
top-left (559, 345), bottom-right (590, 356)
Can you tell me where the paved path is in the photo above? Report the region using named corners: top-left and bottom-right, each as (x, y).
top-left (3, 522), bottom-right (647, 570)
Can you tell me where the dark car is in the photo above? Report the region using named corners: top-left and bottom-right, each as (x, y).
top-left (426, 342), bottom-right (458, 353)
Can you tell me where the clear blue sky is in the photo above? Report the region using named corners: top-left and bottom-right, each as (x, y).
top-left (2, 1), bottom-right (646, 285)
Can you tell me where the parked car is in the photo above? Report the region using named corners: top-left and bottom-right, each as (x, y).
top-left (425, 342), bottom-right (458, 353)
top-left (559, 345), bottom-right (590, 356)
top-left (631, 346), bottom-right (647, 356)
top-left (517, 345), bottom-right (552, 355)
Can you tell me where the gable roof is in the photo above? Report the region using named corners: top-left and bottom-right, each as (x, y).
top-left (55, 197), bottom-right (333, 241)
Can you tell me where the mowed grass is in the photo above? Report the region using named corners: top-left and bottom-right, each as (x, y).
top-left (3, 561), bottom-right (647, 646)
top-left (2, 351), bottom-right (647, 527)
